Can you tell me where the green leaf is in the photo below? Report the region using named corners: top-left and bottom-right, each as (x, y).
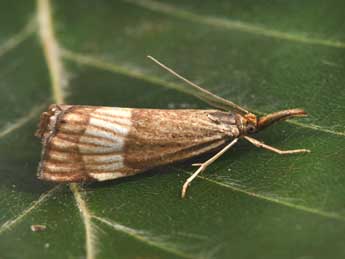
top-left (1, 0), bottom-right (345, 258)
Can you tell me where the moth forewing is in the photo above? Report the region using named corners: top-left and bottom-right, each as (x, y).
top-left (36, 105), bottom-right (240, 183)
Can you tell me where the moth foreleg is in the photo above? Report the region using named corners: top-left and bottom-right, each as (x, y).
top-left (244, 136), bottom-right (310, 154)
top-left (181, 138), bottom-right (239, 198)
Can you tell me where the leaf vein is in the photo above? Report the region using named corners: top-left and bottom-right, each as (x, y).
top-left (94, 216), bottom-right (201, 259)
top-left (0, 19), bottom-right (36, 59)
top-left (0, 185), bottom-right (61, 235)
top-left (37, 0), bottom-right (66, 104)
top-left (176, 168), bottom-right (345, 221)
top-left (124, 0), bottom-right (345, 49)
top-left (0, 103), bottom-right (47, 139)
top-left (70, 184), bottom-right (98, 259)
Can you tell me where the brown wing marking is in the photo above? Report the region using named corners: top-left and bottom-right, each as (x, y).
top-left (123, 109), bottom-right (235, 172)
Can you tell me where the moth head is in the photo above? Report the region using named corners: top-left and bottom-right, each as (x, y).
top-left (241, 113), bottom-right (258, 135)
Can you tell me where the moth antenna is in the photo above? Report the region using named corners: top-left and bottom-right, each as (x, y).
top-left (147, 55), bottom-right (249, 114)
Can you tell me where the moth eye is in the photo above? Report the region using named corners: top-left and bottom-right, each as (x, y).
top-left (246, 124), bottom-right (256, 133)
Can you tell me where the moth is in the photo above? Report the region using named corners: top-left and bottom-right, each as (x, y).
top-left (36, 56), bottom-right (310, 198)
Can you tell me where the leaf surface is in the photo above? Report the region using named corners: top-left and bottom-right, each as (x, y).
top-left (1, 1), bottom-right (345, 258)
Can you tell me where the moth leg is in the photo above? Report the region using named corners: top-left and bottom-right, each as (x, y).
top-left (244, 136), bottom-right (310, 154)
top-left (181, 138), bottom-right (239, 198)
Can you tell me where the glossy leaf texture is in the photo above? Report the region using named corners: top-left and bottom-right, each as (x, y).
top-left (0, 1), bottom-right (345, 258)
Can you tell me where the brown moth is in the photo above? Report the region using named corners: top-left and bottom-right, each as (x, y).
top-left (36, 56), bottom-right (310, 198)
